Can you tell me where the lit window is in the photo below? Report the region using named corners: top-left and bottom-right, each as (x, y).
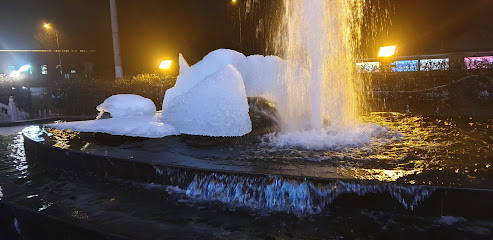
top-left (420, 58), bottom-right (449, 71)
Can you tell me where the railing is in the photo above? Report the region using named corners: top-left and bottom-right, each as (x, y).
top-left (0, 97), bottom-right (30, 123)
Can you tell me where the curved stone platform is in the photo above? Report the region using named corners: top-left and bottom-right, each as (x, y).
top-left (22, 125), bottom-right (493, 218)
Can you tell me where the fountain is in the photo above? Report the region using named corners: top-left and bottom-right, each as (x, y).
top-left (275, 0), bottom-right (363, 131)
top-left (6, 0), bottom-right (493, 238)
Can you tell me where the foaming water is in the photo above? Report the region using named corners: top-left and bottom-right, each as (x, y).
top-left (185, 173), bottom-right (433, 215)
top-left (262, 124), bottom-right (401, 151)
top-left (275, 0), bottom-right (365, 131)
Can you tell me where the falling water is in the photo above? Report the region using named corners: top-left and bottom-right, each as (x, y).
top-left (274, 0), bottom-right (365, 131)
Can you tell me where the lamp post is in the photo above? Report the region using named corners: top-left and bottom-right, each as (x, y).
top-left (43, 23), bottom-right (63, 77)
top-left (110, 0), bottom-right (123, 79)
top-left (232, 0), bottom-right (242, 49)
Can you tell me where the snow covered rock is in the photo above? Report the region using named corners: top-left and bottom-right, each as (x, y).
top-left (97, 94), bottom-right (156, 119)
top-left (162, 64), bottom-right (252, 137)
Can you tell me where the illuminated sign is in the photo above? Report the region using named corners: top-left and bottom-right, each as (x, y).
top-left (464, 56), bottom-right (493, 69)
top-left (420, 58), bottom-right (449, 71)
top-left (356, 62), bottom-right (380, 72)
top-left (392, 60), bottom-right (418, 72)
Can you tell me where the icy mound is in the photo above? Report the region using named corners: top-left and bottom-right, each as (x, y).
top-left (47, 112), bottom-right (179, 138)
top-left (163, 64), bottom-right (252, 137)
top-left (163, 49), bottom-right (246, 110)
top-left (97, 94), bottom-right (156, 118)
top-left (236, 55), bottom-right (287, 103)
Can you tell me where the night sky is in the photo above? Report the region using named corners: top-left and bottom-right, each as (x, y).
top-left (0, 0), bottom-right (492, 74)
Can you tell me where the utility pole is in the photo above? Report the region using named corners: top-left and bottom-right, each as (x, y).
top-left (110, 0), bottom-right (123, 79)
top-left (55, 31), bottom-right (62, 77)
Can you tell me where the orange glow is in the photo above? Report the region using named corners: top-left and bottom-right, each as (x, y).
top-left (43, 23), bottom-right (51, 29)
top-left (159, 60), bottom-right (172, 69)
top-left (232, 0), bottom-right (237, 3)
top-left (378, 45), bottom-right (396, 57)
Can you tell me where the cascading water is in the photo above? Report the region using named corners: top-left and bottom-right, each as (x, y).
top-left (275, 0), bottom-right (365, 132)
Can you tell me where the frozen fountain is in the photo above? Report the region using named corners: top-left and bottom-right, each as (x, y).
top-left (19, 0), bottom-right (493, 221)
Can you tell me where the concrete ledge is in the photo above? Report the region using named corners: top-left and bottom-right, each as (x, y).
top-left (23, 132), bottom-right (493, 219)
top-left (0, 116), bottom-right (95, 128)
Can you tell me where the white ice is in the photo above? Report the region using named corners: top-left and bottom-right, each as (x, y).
top-left (47, 112), bottom-right (179, 138)
top-left (179, 53), bottom-right (190, 74)
top-left (163, 49), bottom-right (246, 110)
top-left (96, 94), bottom-right (156, 118)
top-left (163, 64), bottom-right (252, 137)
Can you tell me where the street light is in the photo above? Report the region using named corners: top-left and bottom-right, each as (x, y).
top-left (232, 0), bottom-right (242, 49)
top-left (378, 45), bottom-right (396, 58)
top-left (159, 60), bottom-right (172, 70)
top-left (43, 23), bottom-right (63, 77)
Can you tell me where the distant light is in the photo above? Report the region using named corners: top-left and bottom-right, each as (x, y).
top-left (43, 23), bottom-right (51, 29)
top-left (18, 65), bottom-right (31, 72)
top-left (41, 65), bottom-right (48, 75)
top-left (9, 71), bottom-right (20, 78)
top-left (71, 70), bottom-right (76, 74)
top-left (232, 0), bottom-right (237, 3)
top-left (378, 45), bottom-right (396, 57)
top-left (159, 60), bottom-right (172, 69)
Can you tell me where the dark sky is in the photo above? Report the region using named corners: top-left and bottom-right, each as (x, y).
top-left (1, 0), bottom-right (492, 74)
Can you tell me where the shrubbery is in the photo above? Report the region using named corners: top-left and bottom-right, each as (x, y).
top-left (47, 73), bottom-right (176, 116)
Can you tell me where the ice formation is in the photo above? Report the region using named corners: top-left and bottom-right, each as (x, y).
top-left (179, 53), bottom-right (190, 74)
top-left (96, 94), bottom-right (156, 118)
top-left (47, 113), bottom-right (179, 138)
top-left (48, 48), bottom-right (387, 147)
top-left (163, 64), bottom-right (252, 137)
top-left (163, 49), bottom-right (247, 110)
top-left (50, 49), bottom-right (266, 138)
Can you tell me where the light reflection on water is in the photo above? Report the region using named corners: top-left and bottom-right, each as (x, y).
top-left (8, 133), bottom-right (28, 179)
top-left (18, 112), bottom-right (493, 188)
top-left (49, 128), bottom-right (78, 149)
top-left (252, 112), bottom-right (493, 186)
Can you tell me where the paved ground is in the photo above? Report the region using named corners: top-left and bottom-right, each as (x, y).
top-left (0, 125), bottom-right (28, 135)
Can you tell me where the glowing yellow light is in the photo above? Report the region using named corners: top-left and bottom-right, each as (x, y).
top-left (232, 0), bottom-right (237, 3)
top-left (43, 23), bottom-right (51, 29)
top-left (159, 60), bottom-right (172, 69)
top-left (378, 45), bottom-right (396, 57)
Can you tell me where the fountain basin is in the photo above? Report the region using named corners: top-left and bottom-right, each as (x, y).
top-left (22, 118), bottom-right (493, 218)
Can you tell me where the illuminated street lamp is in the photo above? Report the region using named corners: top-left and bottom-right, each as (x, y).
top-left (159, 60), bottom-right (172, 70)
top-left (232, 0), bottom-right (242, 49)
top-left (43, 23), bottom-right (63, 76)
top-left (378, 45), bottom-right (396, 58)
